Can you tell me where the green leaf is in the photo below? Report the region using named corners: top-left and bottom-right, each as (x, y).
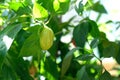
top-left (37, 0), bottom-right (54, 13)
top-left (0, 40), bottom-right (7, 69)
top-left (6, 55), bottom-right (33, 80)
top-left (89, 20), bottom-right (100, 38)
top-left (105, 20), bottom-right (113, 24)
top-left (0, 23), bottom-right (22, 38)
top-left (75, 1), bottom-right (84, 15)
top-left (33, 2), bottom-right (48, 19)
top-left (0, 23), bottom-right (22, 69)
top-left (19, 32), bottom-right (41, 57)
top-left (75, 54), bottom-right (94, 61)
top-left (0, 64), bottom-right (18, 80)
top-left (0, 4), bottom-right (7, 9)
top-left (61, 47), bottom-right (80, 77)
top-left (62, 76), bottom-right (76, 80)
top-left (73, 20), bottom-right (89, 48)
top-left (76, 66), bottom-right (90, 80)
top-left (0, 0), bottom-right (5, 3)
top-left (90, 38), bottom-right (99, 49)
top-left (23, 0), bottom-right (33, 6)
top-left (92, 1), bottom-right (107, 13)
top-left (54, 0), bottom-right (70, 14)
top-left (102, 41), bottom-right (119, 58)
top-left (9, 2), bottom-right (31, 15)
top-left (9, 2), bottom-right (23, 11)
top-left (99, 70), bottom-right (112, 80)
top-left (16, 6), bottom-right (31, 15)
top-left (44, 57), bottom-right (59, 80)
top-left (116, 43), bottom-right (120, 64)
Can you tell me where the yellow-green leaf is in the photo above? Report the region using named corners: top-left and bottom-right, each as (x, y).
top-left (59, 0), bottom-right (69, 2)
top-left (33, 2), bottom-right (48, 19)
top-left (53, 0), bottom-right (60, 11)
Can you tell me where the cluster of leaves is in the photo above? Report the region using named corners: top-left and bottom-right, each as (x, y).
top-left (0, 0), bottom-right (120, 80)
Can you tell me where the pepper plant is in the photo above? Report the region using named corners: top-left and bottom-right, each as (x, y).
top-left (0, 0), bottom-right (120, 80)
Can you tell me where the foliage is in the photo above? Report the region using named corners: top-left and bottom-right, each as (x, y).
top-left (0, 0), bottom-right (120, 80)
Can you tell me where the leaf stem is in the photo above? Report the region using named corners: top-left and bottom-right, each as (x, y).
top-left (86, 40), bottom-right (106, 70)
top-left (45, 15), bottom-right (52, 25)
